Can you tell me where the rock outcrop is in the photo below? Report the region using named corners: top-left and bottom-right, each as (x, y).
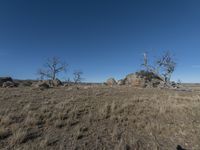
top-left (107, 70), bottom-right (179, 88)
top-left (0, 77), bottom-right (17, 88)
top-left (45, 79), bottom-right (63, 87)
top-left (123, 73), bottom-right (146, 87)
top-left (105, 78), bottom-right (117, 86)
top-left (2, 81), bottom-right (17, 88)
top-left (0, 77), bottom-right (13, 86)
top-left (33, 79), bottom-right (63, 88)
top-left (117, 79), bottom-right (125, 85)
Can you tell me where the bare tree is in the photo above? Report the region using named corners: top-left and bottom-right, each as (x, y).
top-left (73, 70), bottom-right (83, 84)
top-left (156, 51), bottom-right (176, 82)
top-left (142, 52), bottom-right (148, 70)
top-left (142, 52), bottom-right (164, 80)
top-left (38, 57), bottom-right (67, 80)
top-left (142, 51), bottom-right (176, 83)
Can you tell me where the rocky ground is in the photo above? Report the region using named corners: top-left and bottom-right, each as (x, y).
top-left (0, 85), bottom-right (200, 150)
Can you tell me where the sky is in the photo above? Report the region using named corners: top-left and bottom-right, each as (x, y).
top-left (0, 0), bottom-right (200, 83)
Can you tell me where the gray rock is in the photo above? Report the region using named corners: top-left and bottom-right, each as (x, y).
top-left (106, 78), bottom-right (117, 85)
top-left (33, 79), bottom-right (62, 88)
top-left (45, 79), bottom-right (63, 87)
top-left (123, 73), bottom-right (146, 87)
top-left (51, 79), bottom-right (63, 87)
top-left (123, 73), bottom-right (138, 85)
top-left (0, 77), bottom-right (13, 86)
top-left (2, 81), bottom-right (16, 88)
top-left (117, 79), bottom-right (125, 85)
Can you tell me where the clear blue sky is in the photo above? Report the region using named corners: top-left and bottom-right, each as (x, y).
top-left (0, 0), bottom-right (200, 82)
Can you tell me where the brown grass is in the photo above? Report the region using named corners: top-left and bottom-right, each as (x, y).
top-left (0, 85), bottom-right (200, 149)
top-left (0, 127), bottom-right (11, 140)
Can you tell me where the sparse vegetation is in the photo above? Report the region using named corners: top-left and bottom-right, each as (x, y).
top-left (0, 127), bottom-right (11, 140)
top-left (0, 85), bottom-right (200, 149)
top-left (0, 53), bottom-right (195, 150)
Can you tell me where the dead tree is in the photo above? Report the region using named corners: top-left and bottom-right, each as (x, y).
top-left (73, 70), bottom-right (83, 84)
top-left (142, 51), bottom-right (176, 83)
top-left (156, 51), bottom-right (176, 82)
top-left (38, 57), bottom-right (67, 80)
top-left (142, 52), bottom-right (164, 81)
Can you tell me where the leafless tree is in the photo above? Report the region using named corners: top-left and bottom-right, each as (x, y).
top-left (142, 51), bottom-right (176, 83)
top-left (156, 51), bottom-right (176, 82)
top-left (73, 70), bottom-right (83, 84)
top-left (142, 52), bottom-right (163, 79)
top-left (38, 57), bottom-right (67, 80)
top-left (142, 52), bottom-right (154, 72)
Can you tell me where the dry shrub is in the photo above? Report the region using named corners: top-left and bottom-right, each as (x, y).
top-left (54, 120), bottom-right (66, 128)
top-left (10, 128), bottom-right (40, 146)
top-left (10, 128), bottom-right (28, 145)
top-left (40, 134), bottom-right (58, 147)
top-left (0, 127), bottom-right (11, 140)
top-left (99, 103), bottom-right (111, 119)
top-left (24, 116), bottom-right (39, 127)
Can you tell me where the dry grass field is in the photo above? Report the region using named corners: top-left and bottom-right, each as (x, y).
top-left (0, 85), bottom-right (200, 150)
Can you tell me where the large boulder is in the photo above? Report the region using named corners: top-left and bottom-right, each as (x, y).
top-left (33, 79), bottom-right (63, 88)
top-left (2, 81), bottom-right (17, 88)
top-left (51, 79), bottom-right (63, 87)
top-left (123, 73), bottom-right (146, 87)
top-left (124, 73), bottom-right (138, 85)
top-left (106, 78), bottom-right (117, 86)
top-left (106, 70), bottom-right (177, 88)
top-left (0, 77), bottom-right (13, 86)
top-left (117, 79), bottom-right (125, 85)
top-left (120, 71), bottom-right (165, 88)
top-left (45, 79), bottom-right (63, 87)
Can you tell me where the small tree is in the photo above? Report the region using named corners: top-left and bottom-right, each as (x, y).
top-left (38, 57), bottom-right (67, 80)
top-left (73, 70), bottom-right (83, 84)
